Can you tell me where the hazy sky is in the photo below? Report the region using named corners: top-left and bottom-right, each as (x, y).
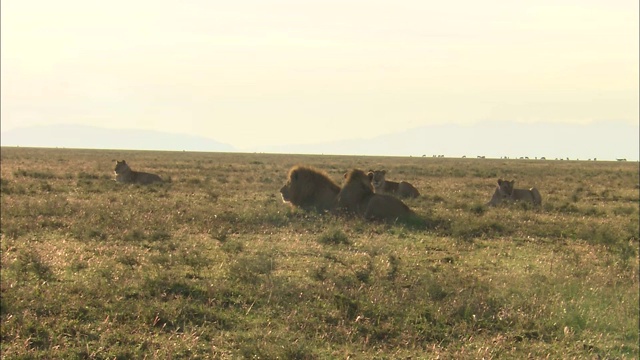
top-left (2, 1), bottom-right (638, 150)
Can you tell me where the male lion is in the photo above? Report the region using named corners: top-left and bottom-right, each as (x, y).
top-left (279, 165), bottom-right (341, 212)
top-left (337, 169), bottom-right (414, 222)
top-left (114, 160), bottom-right (163, 185)
top-left (368, 169), bottom-right (420, 198)
top-left (487, 179), bottom-right (542, 206)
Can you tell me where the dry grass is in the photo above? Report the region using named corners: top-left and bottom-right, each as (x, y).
top-left (1, 147), bottom-right (638, 359)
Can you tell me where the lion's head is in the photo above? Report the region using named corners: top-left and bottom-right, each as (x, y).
top-left (368, 169), bottom-right (387, 190)
top-left (497, 179), bottom-right (515, 196)
top-left (336, 169), bottom-right (374, 214)
top-left (114, 160), bottom-right (130, 175)
top-left (279, 166), bottom-right (341, 212)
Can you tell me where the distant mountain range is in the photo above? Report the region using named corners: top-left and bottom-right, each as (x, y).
top-left (0, 124), bottom-right (235, 152)
top-left (1, 121), bottom-right (638, 161)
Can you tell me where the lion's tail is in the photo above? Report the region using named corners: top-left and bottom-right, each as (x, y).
top-left (530, 188), bottom-right (542, 206)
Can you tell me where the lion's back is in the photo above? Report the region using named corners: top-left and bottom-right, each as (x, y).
top-left (398, 181), bottom-right (420, 198)
top-left (133, 171), bottom-right (163, 185)
top-left (513, 188), bottom-right (542, 205)
top-left (365, 194), bottom-right (414, 221)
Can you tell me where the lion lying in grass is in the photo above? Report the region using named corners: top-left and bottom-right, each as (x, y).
top-left (279, 165), bottom-right (341, 212)
top-left (487, 179), bottom-right (542, 207)
top-left (114, 160), bottom-right (163, 185)
top-left (368, 169), bottom-right (420, 198)
top-left (337, 169), bottom-right (415, 222)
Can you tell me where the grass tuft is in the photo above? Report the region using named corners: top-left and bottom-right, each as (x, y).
top-left (318, 228), bottom-right (350, 245)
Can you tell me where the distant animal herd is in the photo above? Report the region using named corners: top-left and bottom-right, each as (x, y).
top-left (424, 155), bottom-right (632, 162)
top-left (114, 159), bottom-right (543, 223)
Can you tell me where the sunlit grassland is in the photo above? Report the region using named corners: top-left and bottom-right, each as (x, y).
top-left (1, 147), bottom-right (638, 359)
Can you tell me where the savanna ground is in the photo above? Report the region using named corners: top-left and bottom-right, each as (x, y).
top-left (1, 147), bottom-right (638, 359)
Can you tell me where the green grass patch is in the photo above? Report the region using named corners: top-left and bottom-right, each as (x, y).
top-left (0, 147), bottom-right (637, 358)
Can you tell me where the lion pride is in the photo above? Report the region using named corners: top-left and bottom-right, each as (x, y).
top-left (487, 179), bottom-right (542, 207)
top-left (337, 169), bottom-right (414, 222)
top-left (279, 165), bottom-right (341, 212)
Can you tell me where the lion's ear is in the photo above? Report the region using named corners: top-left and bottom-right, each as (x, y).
top-left (367, 172), bottom-right (374, 181)
top-left (291, 170), bottom-right (298, 181)
top-left (497, 179), bottom-right (503, 185)
top-left (382, 170), bottom-right (387, 175)
top-left (343, 172), bottom-right (348, 179)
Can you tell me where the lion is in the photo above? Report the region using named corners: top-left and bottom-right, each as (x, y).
top-left (279, 165), bottom-right (341, 212)
top-left (368, 169), bottom-right (420, 198)
top-left (487, 179), bottom-right (542, 206)
top-left (114, 160), bottom-right (163, 185)
top-left (337, 169), bottom-right (414, 222)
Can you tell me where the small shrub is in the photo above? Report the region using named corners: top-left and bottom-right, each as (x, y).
top-left (150, 230), bottom-right (171, 242)
top-left (123, 229), bottom-right (145, 242)
top-left (470, 204), bottom-right (486, 215)
top-left (11, 249), bottom-right (54, 281)
top-left (13, 169), bottom-right (57, 179)
top-left (556, 202), bottom-right (580, 214)
top-left (318, 228), bottom-right (350, 245)
top-left (387, 254), bottom-right (400, 280)
top-left (0, 178), bottom-right (11, 194)
top-left (585, 225), bottom-right (620, 246)
top-left (87, 229), bottom-right (107, 240)
top-left (221, 240), bottom-right (244, 254)
top-left (229, 253), bottom-right (275, 284)
top-left (187, 178), bottom-right (202, 185)
top-left (77, 171), bottom-right (100, 179)
top-left (69, 259), bottom-right (89, 272)
top-left (118, 254), bottom-right (139, 267)
top-left (313, 264), bottom-right (328, 281)
top-left (616, 242), bottom-right (637, 266)
top-left (613, 206), bottom-right (636, 216)
top-left (334, 293), bottom-right (359, 319)
top-left (355, 258), bottom-right (373, 284)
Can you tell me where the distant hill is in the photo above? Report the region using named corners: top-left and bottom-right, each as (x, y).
top-left (255, 121), bottom-right (639, 161)
top-left (1, 124), bottom-right (236, 152)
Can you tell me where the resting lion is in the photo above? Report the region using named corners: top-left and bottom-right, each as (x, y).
top-left (368, 169), bottom-right (420, 198)
top-left (487, 179), bottom-right (542, 206)
top-left (337, 169), bottom-right (414, 221)
top-left (279, 165), bottom-right (341, 212)
top-left (114, 160), bottom-right (163, 185)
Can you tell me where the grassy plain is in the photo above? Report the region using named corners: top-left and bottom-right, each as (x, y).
top-left (1, 147), bottom-right (638, 359)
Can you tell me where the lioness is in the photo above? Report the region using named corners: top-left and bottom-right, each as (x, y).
top-left (487, 179), bottom-right (542, 206)
top-left (279, 165), bottom-right (341, 212)
top-left (368, 169), bottom-right (420, 198)
top-left (337, 169), bottom-right (414, 222)
top-left (114, 160), bottom-right (163, 185)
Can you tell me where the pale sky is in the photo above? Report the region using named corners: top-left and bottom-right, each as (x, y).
top-left (2, 0), bottom-right (638, 150)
